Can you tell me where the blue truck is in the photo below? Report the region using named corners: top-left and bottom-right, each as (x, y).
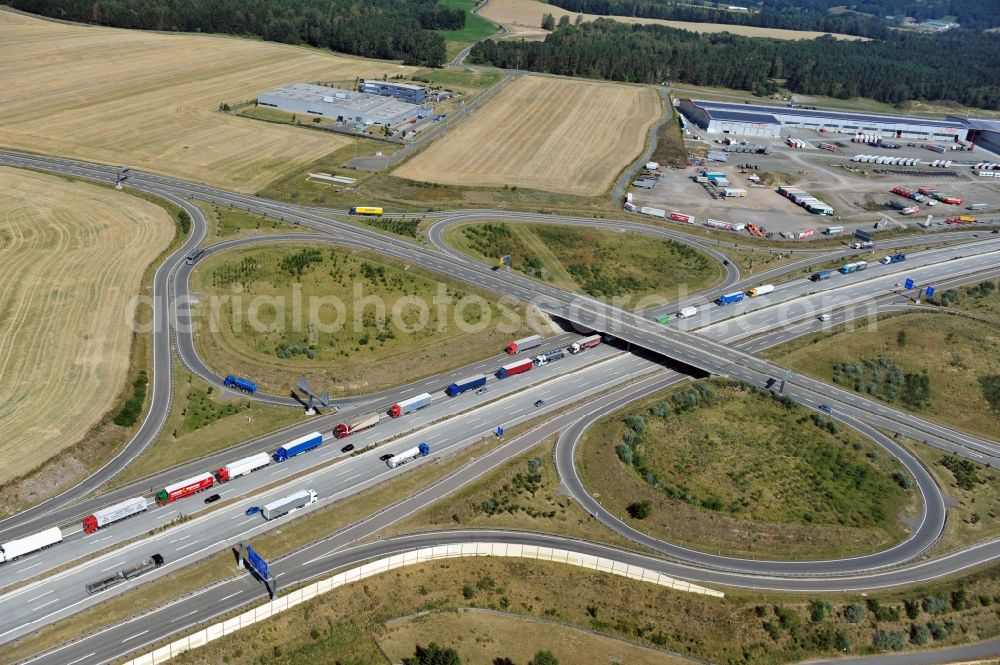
top-left (881, 253), bottom-right (907, 265)
top-left (446, 374), bottom-right (487, 397)
top-left (224, 375), bottom-right (257, 393)
top-left (715, 291), bottom-right (745, 306)
top-left (810, 270), bottom-right (834, 282)
top-left (273, 431), bottom-right (323, 462)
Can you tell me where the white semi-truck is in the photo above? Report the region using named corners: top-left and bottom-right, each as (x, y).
top-left (0, 527), bottom-right (63, 563)
top-left (262, 489), bottom-right (317, 521)
top-left (387, 443), bottom-right (430, 468)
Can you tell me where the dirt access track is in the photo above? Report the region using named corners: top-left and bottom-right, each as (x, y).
top-left (0, 9), bottom-right (416, 192)
top-left (0, 167), bottom-right (174, 485)
top-left (481, 0), bottom-right (866, 41)
top-left (394, 75), bottom-right (661, 196)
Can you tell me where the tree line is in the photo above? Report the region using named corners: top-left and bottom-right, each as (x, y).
top-left (469, 21), bottom-right (1000, 109)
top-left (547, 0), bottom-right (999, 37)
top-left (9, 0), bottom-right (461, 66)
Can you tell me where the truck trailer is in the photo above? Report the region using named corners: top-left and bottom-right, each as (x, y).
top-left (746, 284), bottom-right (774, 297)
top-left (83, 496), bottom-right (148, 533)
top-left (677, 306), bottom-right (698, 319)
top-left (333, 412), bottom-right (380, 438)
top-left (715, 291), bottom-right (745, 306)
top-left (446, 375), bottom-right (487, 397)
top-left (570, 334), bottom-right (602, 354)
top-left (810, 270), bottom-right (834, 282)
top-left (387, 443), bottom-right (430, 468)
top-left (214, 452), bottom-right (271, 482)
top-left (882, 253), bottom-right (907, 264)
top-left (262, 490), bottom-right (318, 521)
top-left (224, 375), bottom-right (257, 394)
top-left (154, 473), bottom-right (214, 505)
top-left (497, 358), bottom-right (533, 378)
top-left (388, 393), bottom-right (433, 418)
top-left (0, 527), bottom-right (63, 564)
top-left (349, 206), bottom-right (383, 216)
top-left (273, 431), bottom-right (324, 462)
top-left (121, 553), bottom-right (165, 580)
top-left (505, 335), bottom-right (542, 355)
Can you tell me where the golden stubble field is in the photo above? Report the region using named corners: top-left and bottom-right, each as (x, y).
top-left (394, 76), bottom-right (661, 196)
top-left (482, 0), bottom-right (867, 41)
top-left (0, 167), bottom-right (174, 484)
top-left (0, 10), bottom-right (416, 191)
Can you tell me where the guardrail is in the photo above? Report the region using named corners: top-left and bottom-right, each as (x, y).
top-left (124, 541), bottom-right (723, 664)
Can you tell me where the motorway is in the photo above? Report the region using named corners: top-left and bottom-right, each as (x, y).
top-left (1, 149), bottom-right (999, 662)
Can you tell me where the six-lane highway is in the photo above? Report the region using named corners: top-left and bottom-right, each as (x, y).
top-left (0, 149), bottom-right (998, 664)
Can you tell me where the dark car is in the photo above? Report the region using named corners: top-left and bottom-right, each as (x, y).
top-left (818, 404), bottom-right (833, 414)
top-left (379, 453), bottom-right (393, 461)
top-left (204, 493), bottom-right (221, 504)
top-left (341, 443), bottom-right (355, 453)
top-left (245, 506), bottom-right (261, 516)
top-left (534, 399), bottom-right (545, 407)
top-left (722, 259), bottom-right (730, 266)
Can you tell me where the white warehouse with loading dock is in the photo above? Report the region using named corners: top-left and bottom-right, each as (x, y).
top-left (257, 83), bottom-right (422, 126)
top-left (678, 98), bottom-right (970, 141)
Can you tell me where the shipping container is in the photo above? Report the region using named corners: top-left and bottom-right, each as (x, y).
top-left (639, 207), bottom-right (667, 219)
top-left (273, 431), bottom-right (324, 462)
top-left (446, 375), bottom-right (487, 397)
top-left (669, 212), bottom-right (695, 224)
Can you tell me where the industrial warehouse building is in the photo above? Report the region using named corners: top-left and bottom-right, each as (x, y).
top-left (952, 116), bottom-right (1000, 156)
top-left (359, 80), bottom-right (427, 105)
top-left (678, 98), bottom-right (970, 141)
top-left (257, 83), bottom-right (421, 125)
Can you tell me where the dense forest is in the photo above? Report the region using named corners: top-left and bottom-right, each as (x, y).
top-left (549, 0), bottom-right (999, 37)
top-left (469, 21), bottom-right (1000, 109)
top-left (9, 0), bottom-right (462, 66)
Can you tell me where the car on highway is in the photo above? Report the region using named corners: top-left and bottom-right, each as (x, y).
top-left (341, 443), bottom-right (355, 453)
top-left (475, 387), bottom-right (488, 395)
top-left (722, 259), bottom-right (730, 266)
top-left (245, 506), bottom-right (261, 516)
top-left (204, 493), bottom-right (221, 504)
top-left (379, 453), bottom-right (393, 462)
top-left (819, 404), bottom-right (833, 414)
top-left (534, 399), bottom-right (545, 407)
top-left (818, 314), bottom-right (831, 322)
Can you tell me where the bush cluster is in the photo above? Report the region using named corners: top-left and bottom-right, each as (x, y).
top-left (113, 370), bottom-right (148, 427)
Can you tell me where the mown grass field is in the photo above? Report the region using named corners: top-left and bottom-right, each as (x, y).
top-left (444, 221), bottom-right (724, 304)
top-left (380, 611), bottom-right (690, 665)
top-left (0, 168), bottom-right (173, 486)
top-left (394, 76), bottom-right (661, 196)
top-left (196, 202), bottom-right (305, 242)
top-left (189, 242), bottom-right (539, 394)
top-left (435, 0), bottom-right (499, 44)
top-left (481, 0), bottom-right (866, 41)
top-left (578, 381), bottom-right (916, 560)
top-left (0, 10), bottom-right (415, 192)
top-left (762, 312), bottom-right (1000, 440)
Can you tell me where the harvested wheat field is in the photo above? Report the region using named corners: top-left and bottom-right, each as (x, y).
top-left (394, 76), bottom-right (661, 196)
top-left (482, 0), bottom-right (866, 41)
top-left (0, 10), bottom-right (415, 191)
top-left (0, 167), bottom-right (173, 484)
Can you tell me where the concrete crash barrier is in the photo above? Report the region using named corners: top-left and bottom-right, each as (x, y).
top-left (123, 542), bottom-right (724, 664)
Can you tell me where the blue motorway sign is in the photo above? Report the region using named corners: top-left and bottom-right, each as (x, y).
top-left (904, 278), bottom-right (914, 290)
top-left (925, 286), bottom-right (936, 298)
top-left (246, 544), bottom-right (269, 581)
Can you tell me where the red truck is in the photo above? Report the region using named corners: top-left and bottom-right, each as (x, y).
top-left (333, 412), bottom-right (380, 438)
top-left (497, 358), bottom-right (532, 379)
top-left (154, 473), bottom-right (214, 506)
top-left (505, 335), bottom-right (541, 355)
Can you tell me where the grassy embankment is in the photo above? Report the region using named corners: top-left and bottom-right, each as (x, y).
top-left (443, 222), bottom-right (725, 305)
top-left (189, 242), bottom-right (540, 395)
top-left (577, 380), bottom-right (916, 560)
top-left (762, 312), bottom-right (1000, 440)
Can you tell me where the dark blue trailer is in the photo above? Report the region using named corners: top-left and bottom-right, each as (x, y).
top-left (224, 375), bottom-right (257, 393)
top-left (446, 374), bottom-right (487, 397)
top-left (715, 291), bottom-right (745, 306)
top-left (273, 431), bottom-right (323, 462)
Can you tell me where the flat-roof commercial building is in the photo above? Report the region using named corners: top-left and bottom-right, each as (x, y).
top-left (951, 116), bottom-right (1000, 156)
top-left (360, 80), bottom-right (427, 105)
top-left (257, 83), bottom-right (421, 126)
top-left (678, 98), bottom-right (970, 141)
